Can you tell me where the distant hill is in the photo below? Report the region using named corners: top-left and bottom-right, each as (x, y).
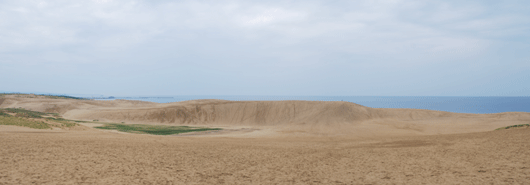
top-left (0, 93), bottom-right (87, 100)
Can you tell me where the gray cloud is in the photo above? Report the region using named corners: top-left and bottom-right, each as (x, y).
top-left (1, 0), bottom-right (529, 96)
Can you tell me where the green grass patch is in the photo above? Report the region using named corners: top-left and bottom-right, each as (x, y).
top-left (0, 111), bottom-right (11, 117)
top-left (496, 124), bottom-right (530, 130)
top-left (1, 108), bottom-right (63, 119)
top-left (73, 120), bottom-right (89, 123)
top-left (94, 123), bottom-right (222, 135)
top-left (2, 108), bottom-right (47, 118)
top-left (45, 117), bottom-right (78, 127)
top-left (0, 116), bottom-right (51, 129)
top-left (0, 108), bottom-right (80, 128)
top-left (61, 122), bottom-right (77, 127)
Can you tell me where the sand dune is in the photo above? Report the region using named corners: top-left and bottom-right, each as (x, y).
top-left (2, 95), bottom-right (530, 184)
top-left (1, 95), bottom-right (529, 137)
top-left (1, 121), bottom-right (530, 184)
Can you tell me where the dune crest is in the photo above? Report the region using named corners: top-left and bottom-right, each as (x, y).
top-left (2, 95), bottom-right (530, 136)
top-left (73, 101), bottom-right (374, 126)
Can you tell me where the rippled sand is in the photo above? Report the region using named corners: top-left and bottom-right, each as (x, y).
top-left (1, 126), bottom-right (529, 184)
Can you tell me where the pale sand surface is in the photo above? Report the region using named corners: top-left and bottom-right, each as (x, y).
top-left (1, 127), bottom-right (529, 184)
top-left (1, 95), bottom-right (529, 184)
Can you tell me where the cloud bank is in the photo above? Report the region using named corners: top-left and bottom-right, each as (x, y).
top-left (1, 0), bottom-right (529, 96)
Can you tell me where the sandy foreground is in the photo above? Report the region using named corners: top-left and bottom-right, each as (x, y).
top-left (1, 95), bottom-right (530, 184)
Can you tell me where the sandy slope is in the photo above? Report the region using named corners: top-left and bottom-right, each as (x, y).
top-left (1, 125), bottom-right (529, 184)
top-left (1, 95), bottom-right (529, 137)
top-left (1, 95), bottom-right (530, 184)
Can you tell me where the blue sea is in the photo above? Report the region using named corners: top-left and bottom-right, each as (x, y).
top-left (91, 96), bottom-right (530, 114)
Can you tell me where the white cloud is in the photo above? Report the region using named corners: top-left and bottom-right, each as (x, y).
top-left (93, 0), bottom-right (112, 3)
top-left (1, 0), bottom-right (524, 58)
top-left (0, 0), bottom-right (529, 95)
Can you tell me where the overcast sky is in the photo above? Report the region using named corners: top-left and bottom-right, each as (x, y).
top-left (1, 0), bottom-right (529, 96)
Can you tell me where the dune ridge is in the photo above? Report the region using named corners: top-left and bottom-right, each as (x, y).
top-left (2, 95), bottom-right (530, 136)
top-left (3, 95), bottom-right (530, 184)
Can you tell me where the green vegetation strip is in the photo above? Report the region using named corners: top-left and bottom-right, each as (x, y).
top-left (0, 115), bottom-right (51, 129)
top-left (3, 108), bottom-right (47, 118)
top-left (0, 108), bottom-right (78, 128)
top-left (94, 123), bottom-right (221, 135)
top-left (0, 111), bottom-right (11, 117)
top-left (496, 124), bottom-right (530, 130)
top-left (1, 108), bottom-right (63, 119)
top-left (45, 117), bottom-right (78, 127)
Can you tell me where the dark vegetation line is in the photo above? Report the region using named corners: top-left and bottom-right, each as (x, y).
top-left (0, 111), bottom-right (11, 117)
top-left (0, 93), bottom-right (88, 100)
top-left (0, 108), bottom-right (222, 135)
top-left (94, 123), bottom-right (222, 135)
top-left (2, 108), bottom-right (49, 118)
top-left (496, 124), bottom-right (530, 130)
